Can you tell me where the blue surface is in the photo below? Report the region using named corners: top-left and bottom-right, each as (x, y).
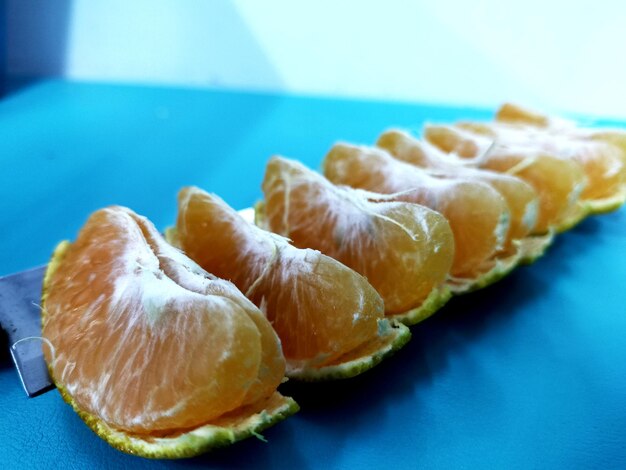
top-left (1, 80), bottom-right (625, 469)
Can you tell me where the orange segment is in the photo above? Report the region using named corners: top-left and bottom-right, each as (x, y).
top-left (549, 137), bottom-right (624, 201)
top-left (377, 129), bottom-right (454, 168)
top-left (126, 209), bottom-right (285, 408)
top-left (456, 121), bottom-right (625, 202)
top-left (501, 100), bottom-right (626, 165)
top-left (589, 131), bottom-right (626, 164)
top-left (496, 103), bottom-right (556, 127)
top-left (323, 143), bottom-right (509, 279)
top-left (425, 124), bottom-right (586, 233)
top-left (260, 156), bottom-right (454, 316)
top-left (378, 129), bottom-right (540, 237)
top-left (173, 187), bottom-right (386, 369)
top-left (422, 124), bottom-right (492, 158)
top-left (377, 130), bottom-right (539, 250)
top-left (42, 207), bottom-right (286, 436)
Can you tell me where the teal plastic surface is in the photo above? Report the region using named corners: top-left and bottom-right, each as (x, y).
top-left (1, 81), bottom-right (625, 468)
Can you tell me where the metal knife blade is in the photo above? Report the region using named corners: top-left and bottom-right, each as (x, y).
top-left (0, 265), bottom-right (54, 397)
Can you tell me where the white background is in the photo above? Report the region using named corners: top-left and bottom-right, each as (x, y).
top-left (7, 0), bottom-right (626, 118)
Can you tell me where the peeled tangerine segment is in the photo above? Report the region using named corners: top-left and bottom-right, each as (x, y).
top-left (456, 120), bottom-right (626, 202)
top-left (323, 143), bottom-right (510, 280)
top-left (587, 131), bottom-right (626, 166)
top-left (496, 103), bottom-right (626, 158)
top-left (495, 103), bottom-right (626, 209)
top-left (41, 206), bottom-right (297, 458)
top-left (260, 156), bottom-right (455, 321)
top-left (424, 124), bottom-right (587, 233)
top-left (494, 101), bottom-right (626, 160)
top-left (496, 102), bottom-right (575, 129)
top-left (377, 130), bottom-right (539, 251)
top-left (171, 187), bottom-right (410, 379)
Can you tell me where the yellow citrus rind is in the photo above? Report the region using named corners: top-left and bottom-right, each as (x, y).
top-left (388, 285), bottom-right (452, 326)
top-left (554, 188), bottom-right (626, 234)
top-left (57, 387), bottom-right (298, 459)
top-left (447, 249), bottom-right (521, 295)
top-left (254, 200), bottom-right (278, 230)
top-left (41, 241), bottom-right (298, 459)
top-left (517, 232), bottom-right (555, 265)
top-left (555, 201), bottom-right (591, 234)
top-left (285, 321), bottom-right (411, 381)
top-left (585, 187), bottom-right (626, 215)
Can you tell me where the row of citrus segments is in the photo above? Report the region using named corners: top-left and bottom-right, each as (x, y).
top-left (41, 103), bottom-right (626, 458)
top-left (173, 102), bottom-right (626, 379)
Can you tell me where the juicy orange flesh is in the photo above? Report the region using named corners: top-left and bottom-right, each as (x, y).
top-left (42, 207), bottom-right (285, 435)
top-left (554, 139), bottom-right (624, 199)
top-left (174, 187), bottom-right (384, 367)
top-left (479, 174), bottom-right (537, 247)
top-left (323, 144), bottom-right (507, 278)
top-left (377, 130), bottom-right (538, 248)
top-left (129, 210), bottom-right (285, 410)
top-left (261, 156), bottom-right (455, 314)
top-left (422, 125), bottom-right (491, 158)
top-left (425, 125), bottom-right (586, 233)
top-left (496, 103), bottom-right (552, 128)
top-left (456, 122), bottom-right (625, 201)
top-left (590, 131), bottom-right (626, 166)
top-left (496, 103), bottom-right (626, 183)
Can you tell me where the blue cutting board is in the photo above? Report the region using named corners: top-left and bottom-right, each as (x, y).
top-left (1, 80), bottom-right (625, 469)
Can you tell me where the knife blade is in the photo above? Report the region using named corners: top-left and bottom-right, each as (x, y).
top-left (0, 265), bottom-right (54, 397)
